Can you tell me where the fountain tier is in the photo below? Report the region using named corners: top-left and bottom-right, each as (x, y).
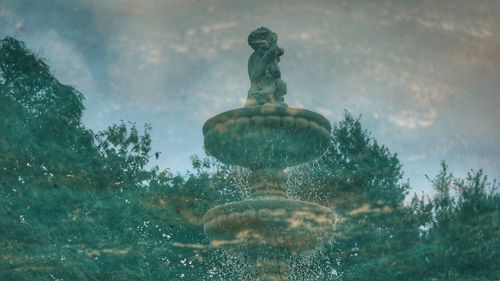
top-left (203, 104), bottom-right (331, 170)
top-left (201, 27), bottom-right (335, 281)
top-left (204, 199), bottom-right (335, 255)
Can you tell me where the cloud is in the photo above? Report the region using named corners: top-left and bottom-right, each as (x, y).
top-left (19, 30), bottom-right (95, 94)
top-left (2, 0), bottom-right (499, 182)
top-left (389, 108), bottom-right (437, 129)
top-left (201, 21), bottom-right (238, 34)
top-left (412, 13), bottom-right (493, 40)
top-left (0, 4), bottom-right (18, 34)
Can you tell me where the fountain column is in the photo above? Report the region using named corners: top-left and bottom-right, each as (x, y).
top-left (202, 27), bottom-right (335, 280)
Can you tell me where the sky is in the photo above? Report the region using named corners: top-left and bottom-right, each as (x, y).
top-left (1, 0), bottom-right (499, 195)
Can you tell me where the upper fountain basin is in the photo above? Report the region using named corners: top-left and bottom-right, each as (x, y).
top-left (203, 104), bottom-right (331, 170)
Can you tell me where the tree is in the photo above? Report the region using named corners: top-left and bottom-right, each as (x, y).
top-left (0, 37), bottom-right (176, 280)
top-left (418, 162), bottom-right (500, 280)
top-left (289, 112), bottom-right (425, 280)
top-left (292, 112), bottom-right (408, 209)
top-left (1, 37), bottom-right (497, 281)
top-left (0, 37), bottom-right (162, 191)
top-left (0, 37), bottom-right (229, 278)
top-left (0, 37), bottom-right (98, 189)
top-left (94, 121), bottom-right (158, 189)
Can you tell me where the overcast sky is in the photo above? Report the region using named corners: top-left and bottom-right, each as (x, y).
top-left (1, 0), bottom-right (499, 195)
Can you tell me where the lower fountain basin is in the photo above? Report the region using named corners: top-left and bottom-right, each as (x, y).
top-left (203, 104), bottom-right (331, 170)
top-left (203, 199), bottom-right (335, 256)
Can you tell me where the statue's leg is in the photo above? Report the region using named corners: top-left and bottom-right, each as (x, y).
top-left (275, 80), bottom-right (287, 102)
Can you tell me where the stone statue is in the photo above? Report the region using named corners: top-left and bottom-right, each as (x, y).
top-left (245, 27), bottom-right (287, 106)
top-left (203, 27), bottom-right (335, 280)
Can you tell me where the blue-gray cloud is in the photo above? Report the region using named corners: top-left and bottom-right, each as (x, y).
top-left (1, 0), bottom-right (499, 193)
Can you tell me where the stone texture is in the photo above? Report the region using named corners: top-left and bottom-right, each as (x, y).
top-left (245, 27), bottom-right (287, 106)
top-left (202, 27), bottom-right (335, 281)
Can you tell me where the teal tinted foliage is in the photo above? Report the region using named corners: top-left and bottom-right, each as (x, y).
top-left (289, 112), bottom-right (420, 281)
top-left (0, 37), bottom-right (94, 189)
top-left (294, 112), bottom-right (408, 211)
top-left (0, 37), bottom-right (232, 279)
top-left (415, 163), bottom-right (500, 280)
top-left (1, 37), bottom-right (498, 280)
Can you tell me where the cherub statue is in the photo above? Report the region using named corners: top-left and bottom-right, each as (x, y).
top-left (245, 27), bottom-right (287, 106)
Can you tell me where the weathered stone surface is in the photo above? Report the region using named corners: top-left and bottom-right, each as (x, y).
top-left (203, 104), bottom-right (331, 170)
top-left (245, 27), bottom-right (287, 106)
top-left (203, 199), bottom-right (335, 255)
top-left (202, 27), bottom-right (335, 281)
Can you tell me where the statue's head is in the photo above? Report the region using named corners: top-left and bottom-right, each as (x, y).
top-left (248, 27), bottom-right (277, 52)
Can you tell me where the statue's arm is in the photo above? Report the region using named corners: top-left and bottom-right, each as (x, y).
top-left (248, 53), bottom-right (258, 78)
top-left (263, 44), bottom-right (280, 62)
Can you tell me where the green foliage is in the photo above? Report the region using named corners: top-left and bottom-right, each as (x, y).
top-left (295, 112), bottom-right (408, 211)
top-left (0, 37), bottom-right (97, 189)
top-left (290, 112), bottom-right (421, 281)
top-left (0, 37), bottom-right (161, 191)
top-left (94, 122), bottom-right (158, 189)
top-left (417, 163), bottom-right (500, 280)
top-left (329, 113), bottom-right (407, 206)
top-left (0, 36), bottom-right (233, 279)
top-left (0, 179), bottom-right (218, 280)
top-left (1, 37), bottom-right (498, 281)
top-left (0, 37), bottom-right (84, 124)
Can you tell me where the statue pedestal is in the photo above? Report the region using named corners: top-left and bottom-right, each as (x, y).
top-left (201, 27), bottom-right (335, 280)
top-left (203, 104), bottom-right (335, 280)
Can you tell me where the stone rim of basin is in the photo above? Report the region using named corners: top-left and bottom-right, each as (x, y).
top-left (203, 104), bottom-right (331, 170)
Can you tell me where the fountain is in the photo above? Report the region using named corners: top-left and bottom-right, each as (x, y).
top-left (202, 27), bottom-right (335, 280)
